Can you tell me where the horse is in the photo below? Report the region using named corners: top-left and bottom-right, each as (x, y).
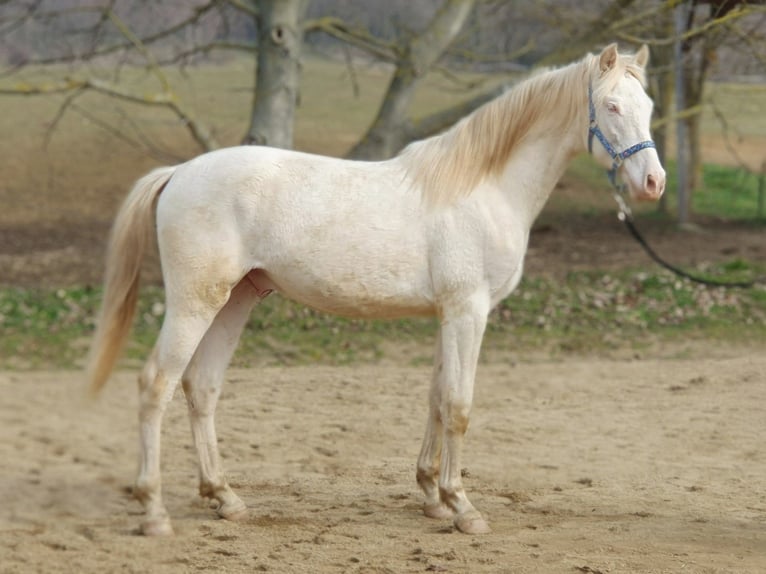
top-left (87, 43), bottom-right (665, 537)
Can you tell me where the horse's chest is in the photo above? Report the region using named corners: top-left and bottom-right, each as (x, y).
top-left (485, 231), bottom-right (528, 303)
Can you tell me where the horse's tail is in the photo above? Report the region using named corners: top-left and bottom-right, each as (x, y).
top-left (86, 166), bottom-right (176, 397)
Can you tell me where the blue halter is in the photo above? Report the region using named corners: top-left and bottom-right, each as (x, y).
top-left (588, 83), bottom-right (656, 189)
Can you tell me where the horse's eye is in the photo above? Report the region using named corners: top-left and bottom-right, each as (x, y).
top-left (606, 100), bottom-right (621, 115)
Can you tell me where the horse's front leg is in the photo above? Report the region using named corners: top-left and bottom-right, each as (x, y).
top-left (436, 292), bottom-right (491, 534)
top-left (416, 331), bottom-right (454, 519)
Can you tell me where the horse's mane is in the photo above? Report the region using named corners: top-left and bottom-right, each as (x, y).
top-left (400, 50), bottom-right (647, 206)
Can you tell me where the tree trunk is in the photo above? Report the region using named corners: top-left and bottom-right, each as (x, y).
top-left (244, 0), bottom-right (309, 149)
top-left (651, 17), bottom-right (674, 213)
top-left (684, 39), bottom-right (715, 194)
top-left (676, 2), bottom-right (720, 221)
top-left (347, 0), bottom-right (476, 160)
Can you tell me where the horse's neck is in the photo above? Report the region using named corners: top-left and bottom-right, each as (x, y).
top-left (498, 121), bottom-right (584, 228)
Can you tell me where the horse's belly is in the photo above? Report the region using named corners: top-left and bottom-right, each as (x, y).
top-left (264, 266), bottom-right (435, 319)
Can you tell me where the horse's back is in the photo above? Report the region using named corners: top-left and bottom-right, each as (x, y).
top-left (160, 145), bottom-right (419, 219)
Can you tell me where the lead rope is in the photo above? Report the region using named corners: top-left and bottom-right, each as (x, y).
top-left (611, 190), bottom-right (763, 289)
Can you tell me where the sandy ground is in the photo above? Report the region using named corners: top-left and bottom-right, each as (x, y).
top-left (1, 353), bottom-right (764, 574)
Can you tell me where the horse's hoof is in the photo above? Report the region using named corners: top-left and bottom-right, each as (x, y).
top-left (423, 502), bottom-right (454, 520)
top-left (217, 500), bottom-right (249, 522)
top-left (454, 511), bottom-right (491, 534)
top-left (141, 517), bottom-right (174, 537)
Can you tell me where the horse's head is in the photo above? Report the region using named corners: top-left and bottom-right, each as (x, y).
top-left (589, 44), bottom-right (666, 201)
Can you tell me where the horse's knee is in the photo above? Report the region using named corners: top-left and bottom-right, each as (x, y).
top-left (441, 401), bottom-right (471, 435)
top-left (139, 374), bottom-right (170, 410)
top-left (138, 347), bottom-right (168, 406)
top-left (181, 376), bottom-right (199, 409)
top-left (182, 377), bottom-right (221, 416)
top-left (138, 349), bottom-right (159, 393)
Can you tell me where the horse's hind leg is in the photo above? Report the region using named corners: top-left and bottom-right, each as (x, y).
top-left (181, 277), bottom-right (265, 521)
top-left (135, 277), bottom-right (234, 536)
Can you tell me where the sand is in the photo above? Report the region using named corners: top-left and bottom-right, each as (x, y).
top-left (1, 352), bottom-right (764, 573)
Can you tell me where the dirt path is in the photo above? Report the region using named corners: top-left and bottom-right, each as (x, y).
top-left (1, 352), bottom-right (764, 573)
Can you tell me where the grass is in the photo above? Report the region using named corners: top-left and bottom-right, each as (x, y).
top-left (684, 163), bottom-right (765, 221)
top-left (2, 261), bottom-right (764, 370)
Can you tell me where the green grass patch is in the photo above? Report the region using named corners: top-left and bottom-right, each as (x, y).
top-left (2, 261), bottom-right (764, 370)
top-left (488, 262), bottom-right (766, 354)
top-left (685, 163), bottom-right (765, 221)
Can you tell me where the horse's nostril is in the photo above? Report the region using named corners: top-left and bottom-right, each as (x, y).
top-left (646, 174), bottom-right (657, 194)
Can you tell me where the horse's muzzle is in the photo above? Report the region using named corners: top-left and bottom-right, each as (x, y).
top-left (632, 169), bottom-right (666, 201)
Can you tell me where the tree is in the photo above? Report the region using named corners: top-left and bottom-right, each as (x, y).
top-left (0, 0), bottom-right (493, 155)
top-left (0, 0), bottom-right (228, 152)
top-left (0, 0), bottom-right (763, 180)
top-left (678, 0), bottom-right (754, 217)
top-left (346, 0), bottom-right (476, 159)
top-left (245, 0), bottom-right (309, 148)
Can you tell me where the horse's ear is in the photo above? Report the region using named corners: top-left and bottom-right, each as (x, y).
top-left (599, 43), bottom-right (619, 74)
top-left (635, 44), bottom-right (650, 68)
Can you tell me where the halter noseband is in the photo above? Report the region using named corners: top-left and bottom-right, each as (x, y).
top-left (588, 83), bottom-right (655, 189)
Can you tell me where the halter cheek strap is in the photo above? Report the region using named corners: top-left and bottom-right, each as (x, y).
top-left (588, 83), bottom-right (656, 188)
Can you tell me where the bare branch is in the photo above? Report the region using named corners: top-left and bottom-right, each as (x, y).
top-left (70, 102), bottom-right (186, 163)
top-left (153, 40), bottom-right (257, 65)
top-left (224, 0), bottom-right (258, 18)
top-left (431, 65), bottom-right (490, 92)
top-left (407, 81), bottom-right (513, 141)
top-left (341, 42), bottom-right (360, 99)
top-left (0, 60), bottom-right (26, 80)
top-left (723, 18), bottom-right (766, 66)
top-left (708, 96), bottom-right (753, 172)
top-left (0, 0), bottom-right (42, 34)
top-left (408, 0), bottom-right (476, 74)
top-left (0, 79), bottom-right (82, 95)
top-left (112, 106), bottom-right (189, 163)
top-left (0, 75), bottom-right (219, 151)
top-left (43, 87), bottom-right (86, 149)
top-left (105, 8), bottom-right (169, 91)
top-left (0, 3), bottom-right (98, 26)
top-left (445, 38), bottom-right (536, 66)
top-left (304, 16), bottom-right (399, 62)
top-left (615, 4), bottom-right (764, 46)
top-left (650, 104), bottom-right (704, 131)
top-left (25, 1), bottom-right (222, 65)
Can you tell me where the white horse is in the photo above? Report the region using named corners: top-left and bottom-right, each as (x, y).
top-left (87, 44), bottom-right (665, 536)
